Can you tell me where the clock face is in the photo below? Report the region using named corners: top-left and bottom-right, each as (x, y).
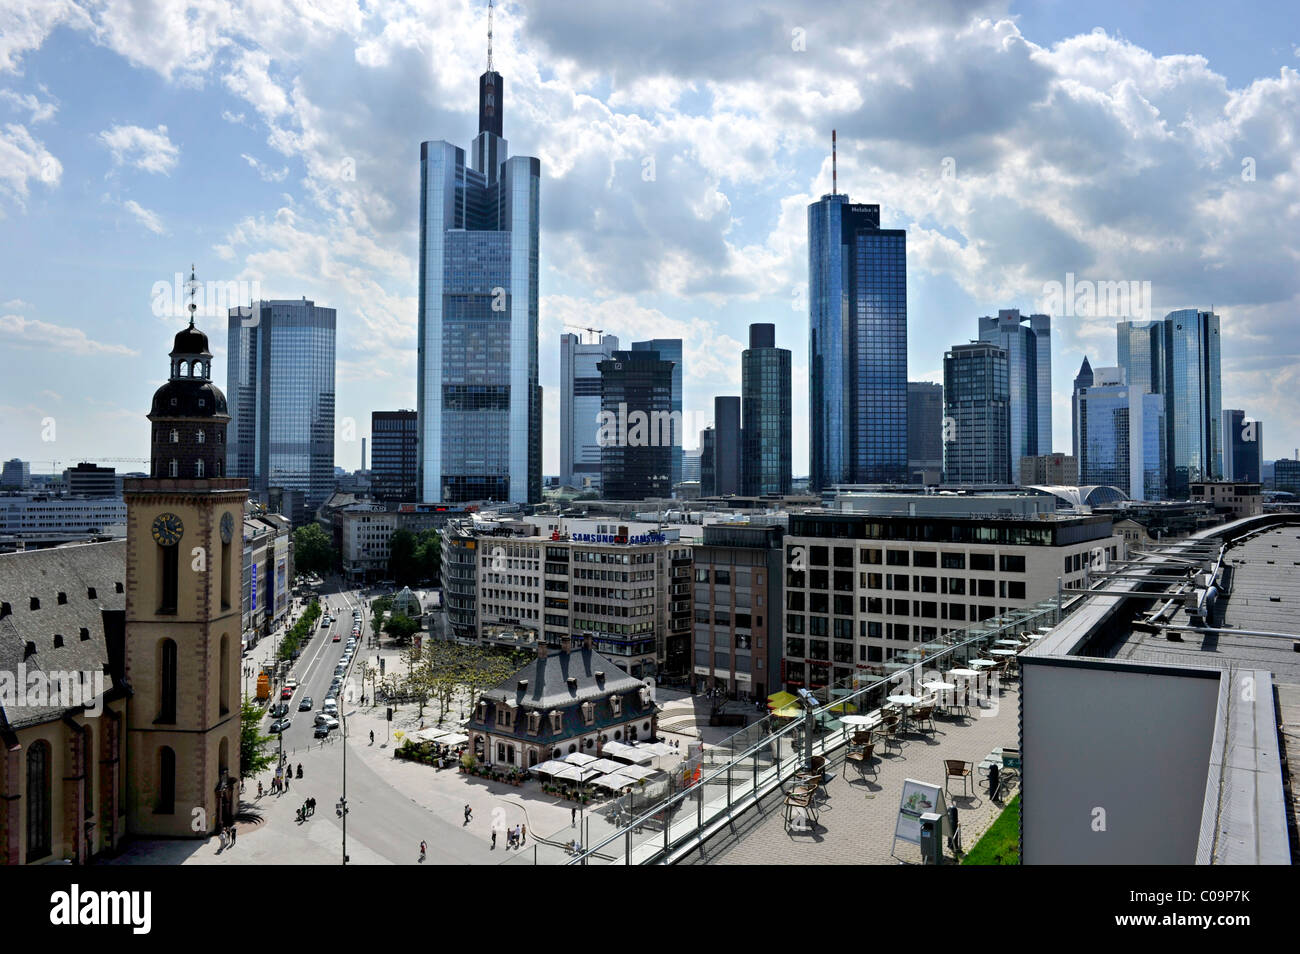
top-left (220, 511), bottom-right (235, 544)
top-left (151, 512), bottom-right (184, 547)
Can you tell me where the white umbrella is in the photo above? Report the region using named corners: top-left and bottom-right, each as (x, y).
top-left (564, 752), bottom-right (598, 766)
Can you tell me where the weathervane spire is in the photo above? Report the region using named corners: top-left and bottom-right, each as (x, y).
top-left (187, 263), bottom-right (197, 328)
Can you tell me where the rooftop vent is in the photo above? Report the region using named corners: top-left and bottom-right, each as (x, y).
top-left (517, 679), bottom-right (528, 692)
top-left (24, 641), bottom-right (36, 658)
top-left (87, 587), bottom-right (97, 600)
top-left (30, 597), bottom-right (39, 610)
top-left (80, 627), bottom-right (90, 641)
top-left (567, 676), bottom-right (578, 691)
top-left (595, 670), bottom-right (605, 684)
top-left (115, 582), bottom-right (123, 593)
top-left (57, 592), bottom-right (67, 605)
top-left (53, 635), bottom-right (63, 648)
top-left (0, 602), bottom-right (9, 619)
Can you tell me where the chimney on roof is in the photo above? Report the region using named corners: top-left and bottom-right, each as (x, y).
top-left (561, 635), bottom-right (573, 654)
top-left (583, 633), bottom-right (593, 650)
top-left (595, 670), bottom-right (605, 687)
top-left (567, 676), bottom-right (578, 692)
top-left (537, 642), bottom-right (548, 659)
top-left (517, 679), bottom-right (528, 693)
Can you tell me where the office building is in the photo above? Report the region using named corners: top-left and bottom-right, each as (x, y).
top-left (1275, 458), bottom-right (1300, 495)
top-left (1221, 409), bottom-right (1262, 483)
top-left (1118, 311), bottom-right (1222, 497)
top-left (1076, 366), bottom-right (1165, 500)
top-left (630, 338), bottom-right (683, 488)
top-left (808, 192), bottom-right (907, 489)
top-left (1, 459), bottom-right (29, 491)
top-left (781, 501), bottom-right (1122, 690)
top-left (978, 309), bottom-right (1052, 462)
top-left (1071, 356), bottom-right (1094, 461)
top-left (699, 427), bottom-right (716, 498)
top-left (226, 298), bottom-right (336, 525)
top-left (692, 522), bottom-right (784, 699)
top-left (599, 349), bottom-right (674, 500)
top-left (943, 342), bottom-right (1010, 484)
top-left (560, 332), bottom-right (619, 489)
top-left (1019, 454), bottom-right (1078, 486)
top-left (713, 395), bottom-right (742, 497)
top-left (370, 410), bottom-right (419, 503)
top-left (416, 39), bottom-right (541, 505)
top-left (682, 451), bottom-right (702, 483)
top-left (64, 463), bottom-right (116, 497)
top-left (906, 382), bottom-right (944, 478)
top-left (741, 323), bottom-right (792, 496)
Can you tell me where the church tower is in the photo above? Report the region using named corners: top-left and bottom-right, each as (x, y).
top-left (124, 268), bottom-right (246, 837)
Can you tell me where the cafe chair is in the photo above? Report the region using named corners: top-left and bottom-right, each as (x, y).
top-left (944, 759), bottom-right (974, 797)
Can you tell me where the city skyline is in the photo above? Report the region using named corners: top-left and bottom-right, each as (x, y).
top-left (2, 2), bottom-right (1298, 475)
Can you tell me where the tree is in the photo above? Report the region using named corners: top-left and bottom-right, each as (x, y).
top-left (388, 529), bottom-right (418, 585)
top-left (239, 696), bottom-right (275, 780)
top-left (384, 613), bottom-right (419, 642)
top-left (294, 524), bottom-right (335, 575)
top-left (414, 528), bottom-right (442, 585)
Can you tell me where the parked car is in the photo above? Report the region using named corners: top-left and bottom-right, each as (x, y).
top-left (314, 713), bottom-right (339, 729)
top-left (269, 702), bottom-right (289, 718)
top-left (280, 687), bottom-right (293, 700)
top-left (298, 695), bottom-right (314, 711)
top-left (269, 718), bottom-right (291, 733)
top-left (314, 724), bottom-right (331, 738)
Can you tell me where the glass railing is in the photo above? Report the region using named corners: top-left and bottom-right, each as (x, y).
top-left (568, 595), bottom-right (1075, 865)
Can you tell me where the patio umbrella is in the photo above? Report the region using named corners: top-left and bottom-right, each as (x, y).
top-left (564, 752), bottom-right (597, 766)
top-left (766, 690), bottom-right (799, 710)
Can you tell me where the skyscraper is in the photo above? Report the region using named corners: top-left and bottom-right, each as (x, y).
top-left (808, 190), bottom-right (907, 489)
top-left (560, 332), bottom-right (619, 489)
top-left (906, 381), bottom-right (944, 478)
top-left (1222, 409), bottom-right (1263, 483)
top-left (741, 323), bottom-right (792, 496)
top-left (1118, 310), bottom-right (1221, 497)
top-left (943, 342), bottom-right (1010, 484)
top-left (1076, 366), bottom-right (1165, 501)
top-left (416, 21), bottom-right (540, 505)
top-left (1071, 355), bottom-right (1094, 461)
top-left (712, 395), bottom-right (742, 496)
top-left (699, 427), bottom-right (716, 497)
top-left (226, 298), bottom-right (336, 525)
top-left (978, 309), bottom-right (1052, 462)
top-left (631, 338), bottom-right (683, 488)
top-left (598, 350), bottom-right (674, 500)
top-left (371, 410), bottom-right (419, 503)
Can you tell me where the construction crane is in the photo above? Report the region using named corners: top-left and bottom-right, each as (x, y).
top-left (564, 324), bottom-right (605, 344)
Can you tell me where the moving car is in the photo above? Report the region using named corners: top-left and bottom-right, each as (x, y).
top-left (269, 702), bottom-right (289, 718)
top-left (332, 633), bottom-right (341, 642)
top-left (314, 724), bottom-right (331, 738)
top-left (314, 713), bottom-right (339, 729)
top-left (298, 695), bottom-right (314, 711)
top-left (269, 718), bottom-right (291, 733)
top-left (280, 687), bottom-right (293, 700)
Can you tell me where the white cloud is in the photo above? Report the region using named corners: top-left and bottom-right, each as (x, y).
top-left (0, 0), bottom-right (88, 74)
top-left (121, 198), bottom-right (166, 234)
top-left (0, 88), bottom-right (57, 122)
top-left (98, 123), bottom-right (180, 174)
top-left (0, 314), bottom-right (137, 356)
top-left (0, 123), bottom-right (60, 209)
top-left (240, 152), bottom-right (289, 182)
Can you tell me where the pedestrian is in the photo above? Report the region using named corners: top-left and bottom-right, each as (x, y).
top-left (285, 774), bottom-right (290, 791)
top-left (521, 824), bottom-right (526, 846)
top-left (230, 825), bottom-right (237, 846)
top-left (370, 730), bottom-right (375, 745)
top-left (218, 828), bottom-right (227, 849)
top-left (419, 839), bottom-right (427, 861)
top-left (491, 830), bottom-right (497, 849)
top-left (463, 803), bottom-right (472, 824)
top-left (571, 806), bottom-right (577, 827)
top-left (257, 781), bottom-right (263, 798)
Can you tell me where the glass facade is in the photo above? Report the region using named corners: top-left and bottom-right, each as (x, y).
top-left (631, 338), bottom-right (683, 487)
top-left (906, 381), bottom-right (944, 474)
top-left (1078, 376), bottom-right (1133, 495)
top-left (808, 196), bottom-right (907, 489)
top-left (417, 65), bottom-right (541, 505)
top-left (943, 342), bottom-right (1010, 483)
top-left (599, 350), bottom-right (674, 499)
top-left (226, 299), bottom-right (336, 525)
top-left (371, 409), bottom-right (418, 502)
top-left (560, 333), bottom-right (619, 489)
top-left (978, 310), bottom-right (1051, 462)
top-left (1118, 311), bottom-right (1221, 497)
top-left (1222, 409), bottom-right (1262, 483)
top-left (741, 324), bottom-right (792, 495)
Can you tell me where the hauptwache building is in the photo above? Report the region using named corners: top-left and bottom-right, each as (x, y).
top-left (0, 310), bottom-right (246, 863)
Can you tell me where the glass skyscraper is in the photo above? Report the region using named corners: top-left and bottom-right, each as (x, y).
top-left (599, 350), bottom-right (674, 500)
top-left (943, 342), bottom-right (1010, 484)
top-left (560, 332), bottom-right (619, 489)
top-left (712, 395), bottom-right (742, 496)
top-left (370, 409), bottom-right (418, 502)
top-left (741, 323), bottom-right (792, 496)
top-left (417, 57), bottom-right (540, 504)
top-left (226, 299), bottom-right (336, 525)
top-left (1222, 409), bottom-right (1262, 483)
top-left (1118, 310), bottom-right (1221, 497)
top-left (631, 338), bottom-right (683, 488)
top-left (808, 194), bottom-right (907, 489)
top-left (978, 309), bottom-right (1052, 464)
top-left (906, 381), bottom-right (944, 477)
top-left (1070, 355), bottom-right (1094, 461)
top-left (1076, 367), bottom-right (1165, 501)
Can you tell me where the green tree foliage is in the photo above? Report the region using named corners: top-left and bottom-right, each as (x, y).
top-left (293, 523), bottom-right (335, 575)
top-left (414, 528), bottom-right (442, 585)
top-left (384, 612), bottom-right (419, 642)
top-left (387, 529), bottom-right (418, 585)
top-left (239, 695), bottom-right (275, 779)
top-left (278, 599), bottom-right (321, 661)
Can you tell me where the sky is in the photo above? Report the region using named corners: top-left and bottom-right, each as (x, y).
top-left (1, 0), bottom-right (1298, 478)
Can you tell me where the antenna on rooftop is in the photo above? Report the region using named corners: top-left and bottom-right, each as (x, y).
top-left (832, 129), bottom-right (837, 196)
top-left (487, 0), bottom-right (494, 73)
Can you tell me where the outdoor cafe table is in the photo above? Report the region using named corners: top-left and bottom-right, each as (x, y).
top-left (989, 649), bottom-right (1018, 657)
top-left (1024, 633), bottom-right (1045, 640)
top-left (995, 639), bottom-right (1023, 647)
top-left (886, 693), bottom-right (921, 729)
top-left (948, 668), bottom-right (980, 678)
top-left (969, 659), bottom-right (998, 668)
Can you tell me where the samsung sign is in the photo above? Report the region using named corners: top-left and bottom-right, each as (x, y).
top-left (571, 532), bottom-right (666, 545)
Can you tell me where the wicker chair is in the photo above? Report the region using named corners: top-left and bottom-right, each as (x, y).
top-left (944, 759), bottom-right (974, 796)
top-left (845, 743), bottom-right (877, 779)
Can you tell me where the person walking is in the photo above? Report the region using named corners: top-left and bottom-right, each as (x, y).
top-left (230, 825), bottom-right (237, 846)
top-left (419, 840), bottom-right (427, 862)
top-left (370, 730), bottom-right (375, 745)
top-left (463, 804), bottom-right (472, 825)
top-left (571, 806), bottom-right (577, 827)
top-left (490, 830), bottom-right (497, 850)
top-left (520, 824), bottom-right (526, 846)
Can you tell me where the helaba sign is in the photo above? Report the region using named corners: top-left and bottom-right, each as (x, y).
top-left (571, 532), bottom-right (666, 545)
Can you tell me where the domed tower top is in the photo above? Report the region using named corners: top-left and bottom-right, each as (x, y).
top-left (148, 266), bottom-right (230, 480)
